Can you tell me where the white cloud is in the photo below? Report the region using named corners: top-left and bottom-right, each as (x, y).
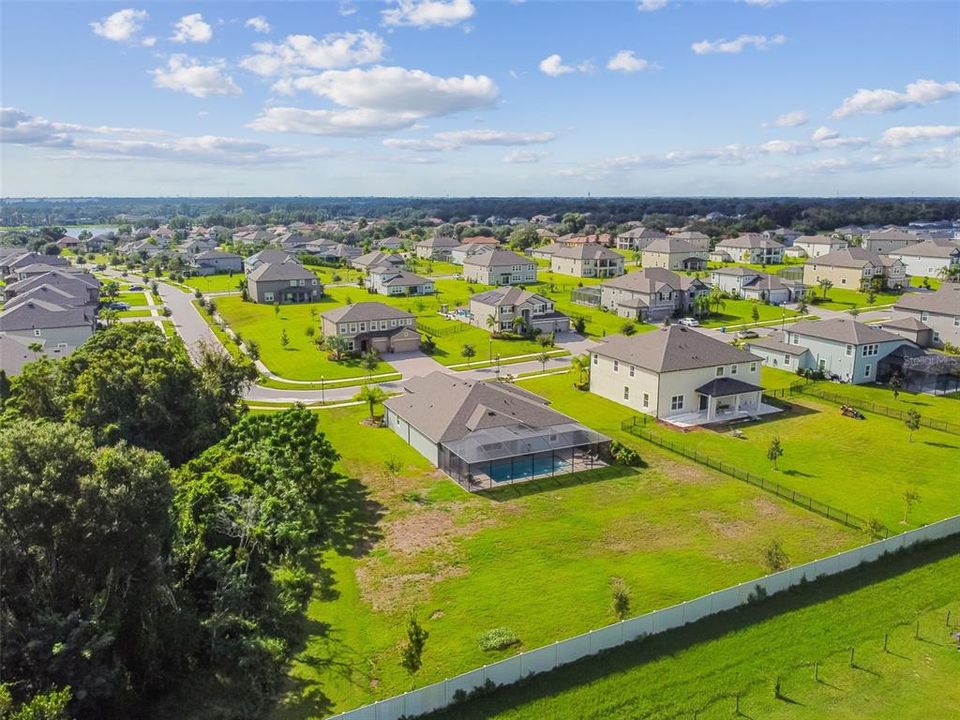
top-left (811, 126), bottom-right (838, 143)
top-left (171, 13), bottom-right (213, 44)
top-left (764, 110), bottom-right (807, 128)
top-left (249, 107), bottom-right (420, 136)
top-left (504, 150), bottom-right (548, 163)
top-left (240, 31), bottom-right (386, 77)
top-left (810, 126), bottom-right (869, 149)
top-left (758, 139), bottom-right (816, 155)
top-left (607, 51), bottom-right (654, 73)
top-left (288, 66), bottom-right (498, 117)
top-left (90, 8), bottom-right (149, 44)
top-left (878, 125), bottom-right (960, 147)
top-left (339, 1), bottom-right (358, 16)
top-left (151, 56), bottom-right (242, 98)
top-left (383, 128), bottom-right (555, 151)
top-left (245, 16), bottom-right (271, 34)
top-left (637, 0), bottom-right (667, 11)
top-left (539, 54), bottom-right (592, 77)
top-left (832, 79), bottom-right (960, 118)
top-left (382, 0), bottom-right (476, 28)
top-left (142, 36), bottom-right (157, 47)
top-left (691, 34), bottom-right (786, 55)
top-left (744, 0), bottom-right (786, 7)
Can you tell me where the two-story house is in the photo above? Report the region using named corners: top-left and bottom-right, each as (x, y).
top-left (463, 249), bottom-right (537, 285)
top-left (470, 287), bottom-right (570, 334)
top-left (247, 259), bottom-right (323, 304)
top-left (0, 299), bottom-right (96, 374)
top-left (709, 267), bottom-right (807, 305)
top-left (802, 247), bottom-right (906, 290)
top-left (320, 302), bottom-right (421, 354)
top-left (550, 243), bottom-right (624, 278)
top-left (791, 234), bottom-right (849, 259)
top-left (745, 318), bottom-right (910, 383)
top-left (450, 242), bottom-right (496, 266)
top-left (589, 326), bottom-right (765, 425)
top-left (712, 234), bottom-right (785, 264)
top-left (615, 226), bottom-right (667, 251)
top-left (893, 284), bottom-right (960, 348)
top-left (640, 237), bottom-right (708, 271)
top-left (352, 251), bottom-right (405, 272)
top-left (366, 266), bottom-right (435, 296)
top-left (599, 268), bottom-right (708, 321)
top-left (888, 240), bottom-right (960, 279)
top-left (415, 235), bottom-right (460, 260)
top-left (191, 250), bottom-right (243, 276)
top-left (861, 228), bottom-right (919, 254)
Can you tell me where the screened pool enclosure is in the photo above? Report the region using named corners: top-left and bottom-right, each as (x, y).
top-left (439, 422), bottom-right (610, 491)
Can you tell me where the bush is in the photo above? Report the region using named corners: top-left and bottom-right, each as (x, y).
top-left (420, 336), bottom-right (437, 354)
top-left (621, 321), bottom-right (636, 336)
top-left (477, 627), bottom-right (520, 651)
top-left (610, 440), bottom-right (641, 467)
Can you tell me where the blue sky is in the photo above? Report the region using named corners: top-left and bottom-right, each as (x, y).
top-left (1, 0), bottom-right (958, 197)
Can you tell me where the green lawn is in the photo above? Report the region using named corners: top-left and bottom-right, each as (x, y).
top-left (184, 273), bottom-right (244, 293)
top-left (273, 393), bottom-right (860, 718)
top-left (426, 535), bottom-right (960, 720)
top-left (699, 299), bottom-right (803, 329)
top-left (909, 276), bottom-right (941, 290)
top-left (811, 287), bottom-right (901, 311)
top-left (117, 308), bottom-right (154, 318)
top-left (796, 380), bottom-right (960, 426)
top-left (762, 366), bottom-right (802, 391)
top-left (116, 291), bottom-right (150, 306)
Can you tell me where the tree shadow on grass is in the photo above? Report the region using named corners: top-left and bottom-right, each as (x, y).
top-left (923, 440), bottom-right (958, 449)
top-left (328, 475), bottom-right (386, 558)
top-left (415, 534), bottom-right (960, 720)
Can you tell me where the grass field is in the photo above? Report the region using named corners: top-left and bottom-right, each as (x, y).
top-left (115, 291), bottom-right (150, 306)
top-left (811, 287), bottom-right (901, 311)
top-left (117, 308), bottom-right (154, 318)
top-left (183, 273), bottom-right (243, 293)
top-left (798, 381), bottom-right (960, 425)
top-left (273, 395), bottom-right (860, 717)
top-left (909, 276), bottom-right (941, 290)
top-left (699, 299), bottom-right (802, 329)
top-left (426, 534), bottom-right (960, 720)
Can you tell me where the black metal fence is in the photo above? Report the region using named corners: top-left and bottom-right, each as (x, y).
top-left (415, 319), bottom-right (468, 337)
top-left (619, 416), bottom-right (880, 535)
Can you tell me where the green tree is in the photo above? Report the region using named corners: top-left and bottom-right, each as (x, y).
top-left (570, 353), bottom-right (590, 386)
top-left (360, 350), bottom-right (380, 378)
top-left (610, 577), bottom-right (631, 621)
top-left (764, 538), bottom-right (790, 572)
top-left (399, 615), bottom-right (429, 673)
top-left (507, 226), bottom-right (539, 251)
top-left (902, 487), bottom-right (921, 524)
top-left (537, 350), bottom-right (551, 373)
top-left (280, 328), bottom-right (289, 348)
top-left (461, 343), bottom-right (477, 367)
top-left (889, 372), bottom-right (903, 400)
top-left (767, 436), bottom-right (784, 469)
top-left (751, 305), bottom-right (760, 326)
top-left (0, 685), bottom-right (71, 720)
top-left (796, 298), bottom-right (808, 315)
top-left (905, 409), bottom-right (921, 442)
top-left (102, 280), bottom-right (120, 300)
top-left (818, 278), bottom-right (834, 300)
top-left (326, 334), bottom-right (351, 361)
top-left (708, 286), bottom-right (727, 316)
top-left (354, 384), bottom-right (387, 421)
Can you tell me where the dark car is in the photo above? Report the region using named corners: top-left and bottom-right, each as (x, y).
top-left (128, 284), bottom-right (144, 291)
top-left (106, 301), bottom-right (130, 310)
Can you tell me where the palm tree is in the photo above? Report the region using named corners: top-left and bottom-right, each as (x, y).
top-left (796, 298), bottom-right (808, 316)
top-left (818, 278), bottom-right (834, 300)
top-left (485, 314), bottom-right (497, 332)
top-left (708, 286), bottom-right (727, 316)
top-left (511, 315), bottom-right (526, 335)
top-left (326, 335), bottom-right (350, 361)
top-left (570, 353), bottom-right (590, 386)
top-left (537, 351), bottom-right (551, 373)
top-left (361, 349), bottom-right (380, 378)
top-left (354, 385), bottom-right (388, 422)
top-left (28, 342), bottom-right (44, 361)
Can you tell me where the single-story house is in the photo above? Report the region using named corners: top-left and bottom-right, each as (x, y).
top-left (589, 326), bottom-right (767, 426)
top-left (376, 236), bottom-right (406, 251)
top-left (892, 284), bottom-right (960, 348)
top-left (463, 249), bottom-right (537, 286)
top-left (745, 318), bottom-right (911, 384)
top-left (550, 243), bottom-right (624, 278)
top-left (470, 287), bottom-right (571, 334)
top-left (247, 259), bottom-right (323, 304)
top-left (352, 251), bottom-right (405, 272)
top-left (709, 267), bottom-right (807, 305)
top-left (529, 245), bottom-right (556, 261)
top-left (384, 371), bottom-right (610, 490)
top-left (320, 302), bottom-right (421, 354)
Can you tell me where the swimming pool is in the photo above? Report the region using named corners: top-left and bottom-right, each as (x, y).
top-left (487, 454), bottom-right (571, 483)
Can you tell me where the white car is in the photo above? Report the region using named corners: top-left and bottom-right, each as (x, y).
top-left (677, 317), bottom-right (700, 327)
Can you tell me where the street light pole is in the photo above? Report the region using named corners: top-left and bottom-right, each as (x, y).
top-left (321, 375), bottom-right (325, 404)
top-left (496, 353), bottom-right (501, 378)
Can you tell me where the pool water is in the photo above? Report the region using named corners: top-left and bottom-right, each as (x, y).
top-left (488, 455), bottom-right (570, 483)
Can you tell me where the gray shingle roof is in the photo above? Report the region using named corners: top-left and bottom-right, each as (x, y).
top-left (894, 285), bottom-right (960, 315)
top-left (551, 243), bottom-right (622, 261)
top-left (716, 234), bottom-right (784, 250)
top-left (642, 237), bottom-right (702, 254)
top-left (695, 377), bottom-right (763, 397)
top-left (806, 247), bottom-right (894, 269)
top-left (745, 332), bottom-right (811, 356)
top-left (464, 249), bottom-right (532, 268)
top-left (0, 300), bottom-right (93, 331)
top-left (471, 287), bottom-right (548, 307)
top-left (321, 302), bottom-right (414, 324)
top-left (593, 326), bottom-right (760, 372)
top-left (889, 241), bottom-right (960, 259)
top-left (247, 259), bottom-right (317, 282)
top-left (788, 318), bottom-right (902, 345)
top-left (195, 250), bottom-right (241, 260)
top-left (602, 268), bottom-right (703, 294)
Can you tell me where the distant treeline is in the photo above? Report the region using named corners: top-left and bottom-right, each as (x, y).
top-left (2, 196), bottom-right (958, 232)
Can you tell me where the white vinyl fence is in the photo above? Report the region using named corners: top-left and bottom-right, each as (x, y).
top-left (327, 514), bottom-right (960, 720)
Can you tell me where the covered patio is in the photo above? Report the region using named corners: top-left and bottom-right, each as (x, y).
top-left (665, 377), bottom-right (780, 428)
top-left (438, 422), bottom-right (611, 491)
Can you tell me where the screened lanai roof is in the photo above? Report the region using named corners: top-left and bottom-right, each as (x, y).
top-left (442, 422), bottom-right (609, 465)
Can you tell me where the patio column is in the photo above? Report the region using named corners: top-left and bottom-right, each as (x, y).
top-left (734, 393), bottom-right (741, 413)
top-left (707, 396), bottom-right (715, 421)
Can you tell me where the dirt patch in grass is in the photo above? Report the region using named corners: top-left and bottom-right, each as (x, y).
top-left (357, 564), bottom-right (469, 614)
top-left (644, 451), bottom-right (720, 487)
top-left (751, 496), bottom-right (789, 520)
top-left (698, 510), bottom-right (753, 540)
top-left (597, 516), bottom-right (679, 554)
top-left (383, 507), bottom-right (493, 557)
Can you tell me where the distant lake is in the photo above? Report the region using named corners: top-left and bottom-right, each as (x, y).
top-left (63, 225), bottom-right (118, 237)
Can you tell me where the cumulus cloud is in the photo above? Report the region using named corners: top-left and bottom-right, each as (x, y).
top-left (637, 0), bottom-right (667, 11)
top-left (339, 1), bottom-right (358, 16)
top-left (691, 34), bottom-right (785, 55)
top-left (607, 51), bottom-right (654, 73)
top-left (248, 107), bottom-right (420, 136)
top-left (758, 139), bottom-right (816, 155)
top-left (810, 126), bottom-right (869, 149)
top-left (539, 54), bottom-right (592, 77)
top-left (832, 79), bottom-right (960, 118)
top-left (171, 13), bottom-right (212, 43)
top-left (878, 125), bottom-right (960, 147)
top-left (1, 107), bottom-right (321, 165)
top-left (383, 128), bottom-right (555, 151)
top-left (744, 0), bottom-right (786, 7)
top-left (764, 110), bottom-right (807, 128)
top-left (503, 150), bottom-right (548, 163)
top-left (240, 31), bottom-right (386, 77)
top-left (382, 0), bottom-right (475, 28)
top-left (151, 56), bottom-right (242, 98)
top-left (90, 8), bottom-right (149, 44)
top-left (245, 16), bottom-right (271, 34)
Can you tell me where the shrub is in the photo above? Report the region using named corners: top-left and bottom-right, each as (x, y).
top-left (610, 577), bottom-right (630, 621)
top-left (477, 627), bottom-right (520, 651)
top-left (621, 321), bottom-right (636, 336)
top-left (610, 440), bottom-right (641, 467)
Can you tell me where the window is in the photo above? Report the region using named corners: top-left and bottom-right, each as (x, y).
top-left (921, 311), bottom-right (929, 322)
top-left (593, 354), bottom-right (598, 365)
top-left (349, 323), bottom-right (357, 333)
top-left (841, 278), bottom-right (847, 285)
top-left (33, 329), bottom-right (42, 337)
top-left (862, 344), bottom-right (879, 357)
top-left (623, 386), bottom-right (630, 400)
top-left (731, 364), bottom-right (738, 375)
top-left (629, 365), bottom-right (635, 377)
top-left (264, 292), bottom-right (274, 302)
top-left (954, 317), bottom-right (959, 328)
top-left (613, 360), bottom-right (619, 373)
top-left (290, 279), bottom-right (298, 287)
top-left (750, 362), bottom-right (757, 372)
top-left (933, 331), bottom-right (941, 342)
top-left (784, 355), bottom-right (791, 366)
top-left (358, 323), bottom-right (366, 332)
top-left (845, 344), bottom-right (852, 356)
top-left (670, 394), bottom-right (684, 411)
top-left (865, 364), bottom-right (872, 377)
top-left (716, 366), bottom-right (724, 377)
top-left (642, 393), bottom-right (649, 408)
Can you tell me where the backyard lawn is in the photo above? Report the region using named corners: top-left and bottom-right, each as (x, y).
top-left (799, 380), bottom-right (960, 426)
top-left (699, 299), bottom-right (803, 329)
top-left (272, 400), bottom-right (860, 718)
top-left (184, 273), bottom-right (244, 293)
top-left (811, 287), bottom-right (902, 311)
top-left (426, 534), bottom-right (960, 720)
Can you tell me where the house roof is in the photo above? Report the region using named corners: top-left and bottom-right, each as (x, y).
top-left (247, 259), bottom-right (317, 282)
top-left (863, 229), bottom-right (917, 242)
top-left (618, 227), bottom-right (667, 239)
top-left (383, 371), bottom-right (578, 444)
top-left (672, 230), bottom-right (710, 242)
top-left (471, 287), bottom-right (548, 307)
top-left (374, 269), bottom-right (432, 287)
top-left (417, 235), bottom-right (460, 248)
top-left (716, 234), bottom-right (784, 250)
top-left (6, 270), bottom-right (99, 294)
top-left (695, 377), bottom-right (763, 397)
top-left (889, 241), bottom-right (960, 259)
top-left (463, 249), bottom-right (531, 267)
top-left (321, 302), bottom-right (414, 324)
top-left (0, 299), bottom-right (93, 331)
top-left (787, 318), bottom-right (902, 345)
top-left (893, 285), bottom-right (960, 315)
top-left (195, 250), bottom-right (241, 261)
top-left (880, 316), bottom-right (932, 332)
top-left (602, 267), bottom-right (703, 294)
top-left (354, 251), bottom-right (403, 267)
top-left (806, 247), bottom-right (896, 269)
top-left (795, 234), bottom-right (845, 246)
top-left (712, 266), bottom-right (758, 277)
top-left (6, 284), bottom-right (86, 310)
top-left (742, 274), bottom-right (795, 292)
top-left (745, 332), bottom-right (811, 357)
top-left (245, 249), bottom-right (294, 266)
top-left (642, 237), bottom-right (702, 255)
top-left (593, 326), bottom-right (760, 373)
top-left (551, 243), bottom-right (621, 261)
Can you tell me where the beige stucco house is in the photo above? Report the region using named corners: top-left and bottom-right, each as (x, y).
top-left (549, 243), bottom-right (624, 278)
top-left (803, 247), bottom-right (906, 291)
top-left (640, 237), bottom-right (707, 271)
top-left (463, 249), bottom-right (537, 285)
top-left (320, 302), bottom-right (421, 354)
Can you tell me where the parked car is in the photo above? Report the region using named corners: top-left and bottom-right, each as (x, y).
top-left (106, 302), bottom-right (130, 310)
top-left (677, 317), bottom-right (700, 327)
top-left (128, 284), bottom-right (143, 291)
top-left (736, 329), bottom-right (759, 339)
